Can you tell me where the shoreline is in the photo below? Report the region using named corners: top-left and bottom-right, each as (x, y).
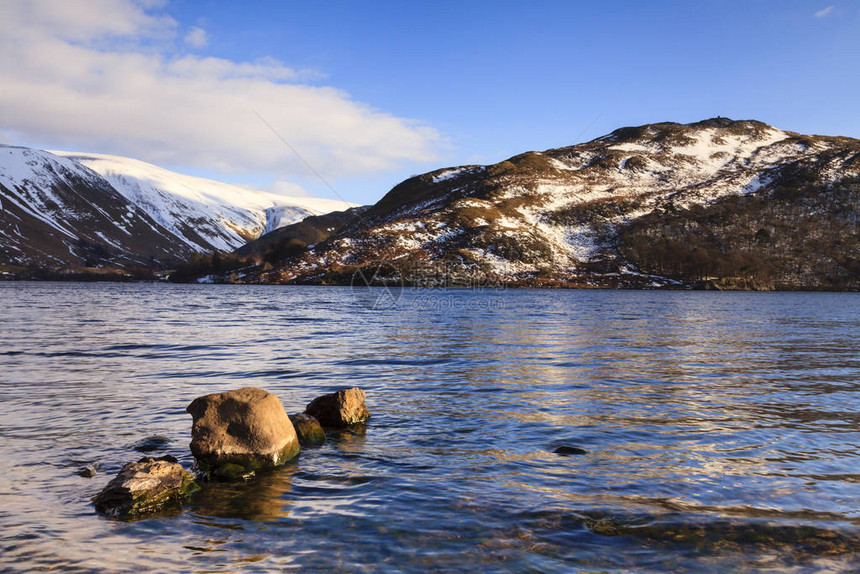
top-left (3, 275), bottom-right (859, 292)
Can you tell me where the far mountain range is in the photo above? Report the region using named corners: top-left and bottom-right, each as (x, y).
top-left (0, 146), bottom-right (353, 271)
top-left (1, 118), bottom-right (858, 289)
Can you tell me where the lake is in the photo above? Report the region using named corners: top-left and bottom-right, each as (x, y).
top-left (1, 283), bottom-right (858, 572)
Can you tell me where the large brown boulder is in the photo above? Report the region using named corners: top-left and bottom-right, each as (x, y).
top-left (305, 387), bottom-right (371, 427)
top-left (93, 456), bottom-right (199, 518)
top-left (186, 387), bottom-right (300, 477)
top-left (289, 413), bottom-right (326, 446)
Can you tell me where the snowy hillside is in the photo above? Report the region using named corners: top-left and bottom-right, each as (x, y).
top-left (0, 146), bottom-right (117, 241)
top-left (0, 145), bottom-right (197, 267)
top-left (244, 118), bottom-right (860, 290)
top-left (0, 146), bottom-right (357, 269)
top-left (52, 151), bottom-right (355, 252)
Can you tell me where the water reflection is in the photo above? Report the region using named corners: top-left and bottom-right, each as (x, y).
top-left (190, 465), bottom-right (296, 523)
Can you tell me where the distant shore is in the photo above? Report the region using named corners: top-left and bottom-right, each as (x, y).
top-left (3, 269), bottom-right (858, 292)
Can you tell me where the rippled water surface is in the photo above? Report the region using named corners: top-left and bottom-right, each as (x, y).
top-left (1, 283), bottom-right (859, 572)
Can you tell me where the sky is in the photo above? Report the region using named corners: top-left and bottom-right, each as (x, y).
top-left (1, 0), bottom-right (859, 205)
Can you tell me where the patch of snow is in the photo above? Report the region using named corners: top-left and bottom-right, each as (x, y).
top-left (610, 143), bottom-right (653, 153)
top-left (394, 192), bottom-right (459, 219)
top-left (674, 128), bottom-right (790, 172)
top-left (94, 231), bottom-right (121, 249)
top-left (430, 227), bottom-right (465, 244)
top-left (433, 168), bottom-right (466, 183)
top-left (741, 174), bottom-right (768, 195)
top-left (432, 166), bottom-right (486, 184)
top-left (493, 215), bottom-right (522, 230)
top-left (548, 153), bottom-right (597, 171)
top-left (454, 198), bottom-right (492, 209)
top-left (465, 248), bottom-right (535, 276)
top-left (386, 221), bottom-right (424, 233)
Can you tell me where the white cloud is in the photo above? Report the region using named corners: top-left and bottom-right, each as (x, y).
top-left (184, 26), bottom-right (207, 49)
top-left (0, 0), bottom-right (442, 184)
top-left (815, 5), bottom-right (834, 17)
top-left (1, 0), bottom-right (176, 42)
top-left (259, 181), bottom-right (314, 198)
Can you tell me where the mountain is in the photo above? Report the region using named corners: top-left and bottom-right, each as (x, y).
top-left (52, 151), bottom-right (353, 252)
top-left (240, 118), bottom-right (860, 290)
top-left (0, 145), bottom-right (190, 270)
top-left (0, 146), bottom-right (354, 272)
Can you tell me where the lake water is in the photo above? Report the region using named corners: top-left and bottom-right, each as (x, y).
top-left (1, 283), bottom-right (859, 572)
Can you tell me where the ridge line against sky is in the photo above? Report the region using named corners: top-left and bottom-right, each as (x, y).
top-left (1, 0), bottom-right (858, 205)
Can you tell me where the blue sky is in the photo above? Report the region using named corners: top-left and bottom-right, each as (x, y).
top-left (2, 0), bottom-right (859, 205)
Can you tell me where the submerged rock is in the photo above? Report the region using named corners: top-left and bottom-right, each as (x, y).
top-left (186, 387), bottom-right (300, 478)
top-left (93, 456), bottom-right (199, 518)
top-left (77, 462), bottom-right (100, 477)
top-left (554, 445), bottom-right (588, 456)
top-left (305, 387), bottom-right (370, 428)
top-left (289, 413), bottom-right (326, 446)
top-left (132, 435), bottom-right (172, 453)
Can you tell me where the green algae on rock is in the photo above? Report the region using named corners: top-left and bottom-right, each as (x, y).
top-left (93, 457), bottom-right (199, 518)
top-left (289, 413), bottom-right (326, 447)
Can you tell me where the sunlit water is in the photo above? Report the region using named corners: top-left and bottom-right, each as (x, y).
top-left (1, 283), bottom-right (859, 572)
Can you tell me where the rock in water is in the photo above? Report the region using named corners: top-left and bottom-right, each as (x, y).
top-left (289, 413), bottom-right (326, 446)
top-left (93, 457), bottom-right (199, 518)
top-left (554, 445), bottom-right (588, 456)
top-left (77, 462), bottom-right (100, 477)
top-left (305, 387), bottom-right (370, 428)
top-left (132, 435), bottom-right (171, 453)
top-left (186, 387), bottom-right (300, 477)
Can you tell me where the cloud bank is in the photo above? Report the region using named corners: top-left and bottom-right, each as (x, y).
top-left (0, 0), bottom-right (442, 184)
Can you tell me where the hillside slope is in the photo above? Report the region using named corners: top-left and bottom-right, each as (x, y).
top-left (52, 151), bottom-right (355, 252)
top-left (247, 118), bottom-right (860, 290)
top-left (0, 145), bottom-right (193, 269)
top-left (0, 146), bottom-right (355, 270)
top-left (235, 206), bottom-right (368, 262)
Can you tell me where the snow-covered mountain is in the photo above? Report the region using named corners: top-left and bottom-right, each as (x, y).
top-left (0, 146), bottom-right (355, 269)
top-left (0, 145), bottom-right (188, 268)
top-left (51, 151), bottom-right (355, 252)
top-left (246, 118), bottom-right (860, 290)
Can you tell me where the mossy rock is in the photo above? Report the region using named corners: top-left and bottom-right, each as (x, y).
top-left (93, 457), bottom-right (200, 519)
top-left (213, 463), bottom-right (256, 481)
top-left (289, 413), bottom-right (326, 447)
top-left (195, 444), bottom-right (300, 480)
